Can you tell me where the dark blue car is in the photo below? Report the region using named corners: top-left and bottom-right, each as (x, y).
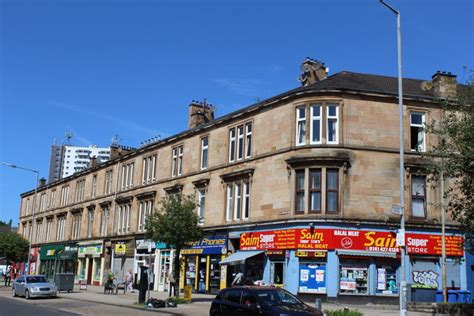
top-left (210, 286), bottom-right (323, 316)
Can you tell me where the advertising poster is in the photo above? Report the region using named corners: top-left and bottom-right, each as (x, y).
top-left (298, 263), bottom-right (326, 294)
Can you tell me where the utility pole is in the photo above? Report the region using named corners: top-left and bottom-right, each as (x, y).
top-left (379, 1), bottom-right (407, 315)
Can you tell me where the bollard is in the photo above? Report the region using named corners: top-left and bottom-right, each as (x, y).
top-left (315, 298), bottom-right (322, 310)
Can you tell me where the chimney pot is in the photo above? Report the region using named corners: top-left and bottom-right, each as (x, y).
top-left (39, 178), bottom-right (46, 187)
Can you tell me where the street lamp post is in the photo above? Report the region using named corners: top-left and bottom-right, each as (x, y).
top-left (1, 162), bottom-right (40, 275)
top-left (378, 1), bottom-right (407, 316)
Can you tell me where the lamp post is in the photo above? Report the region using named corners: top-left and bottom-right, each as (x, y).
top-left (1, 162), bottom-right (40, 275)
top-left (378, 1), bottom-right (407, 316)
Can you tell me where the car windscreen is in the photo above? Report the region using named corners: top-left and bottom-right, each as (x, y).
top-left (257, 289), bottom-right (301, 307)
top-left (27, 276), bottom-right (47, 283)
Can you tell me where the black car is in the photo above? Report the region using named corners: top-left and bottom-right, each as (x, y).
top-left (209, 286), bottom-right (323, 316)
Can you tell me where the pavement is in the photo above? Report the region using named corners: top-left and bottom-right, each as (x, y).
top-left (0, 284), bottom-right (433, 315)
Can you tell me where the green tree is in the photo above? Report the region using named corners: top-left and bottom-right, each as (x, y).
top-left (0, 232), bottom-right (29, 264)
top-left (425, 76), bottom-right (474, 252)
top-left (145, 194), bottom-right (203, 297)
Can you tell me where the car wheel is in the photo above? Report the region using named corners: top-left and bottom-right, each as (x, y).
top-left (12, 288), bottom-right (17, 297)
top-left (25, 290), bottom-right (30, 300)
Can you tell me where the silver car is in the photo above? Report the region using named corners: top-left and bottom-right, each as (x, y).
top-left (12, 275), bottom-right (58, 299)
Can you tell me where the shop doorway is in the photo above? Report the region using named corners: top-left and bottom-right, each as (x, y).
top-left (87, 258), bottom-right (93, 285)
top-left (270, 261), bottom-right (284, 285)
top-left (157, 251), bottom-right (171, 292)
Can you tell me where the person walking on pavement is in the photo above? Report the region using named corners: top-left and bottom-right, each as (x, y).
top-left (168, 272), bottom-right (176, 297)
top-left (231, 269), bottom-right (244, 287)
top-left (4, 265), bottom-right (11, 287)
top-left (125, 269), bottom-right (134, 293)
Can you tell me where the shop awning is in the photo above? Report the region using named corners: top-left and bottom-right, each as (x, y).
top-left (219, 250), bottom-right (264, 265)
top-left (337, 249), bottom-right (397, 258)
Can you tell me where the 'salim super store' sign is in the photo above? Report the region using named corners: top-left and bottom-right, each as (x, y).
top-left (239, 229), bottom-right (463, 256)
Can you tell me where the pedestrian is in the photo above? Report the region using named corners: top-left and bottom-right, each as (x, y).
top-left (125, 269), bottom-right (134, 293)
top-left (168, 272), bottom-right (175, 297)
top-left (231, 269), bottom-right (244, 286)
top-left (199, 268), bottom-right (206, 293)
top-left (4, 265), bottom-right (11, 287)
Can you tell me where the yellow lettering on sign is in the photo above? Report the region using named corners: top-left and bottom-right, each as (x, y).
top-left (364, 232), bottom-right (397, 248)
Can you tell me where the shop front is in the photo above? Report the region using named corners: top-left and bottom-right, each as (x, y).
top-left (135, 239), bottom-right (155, 290)
top-left (181, 235), bottom-right (228, 294)
top-left (39, 244), bottom-right (78, 281)
top-left (28, 247), bottom-right (40, 275)
top-left (232, 226), bottom-right (465, 303)
top-left (153, 242), bottom-right (175, 292)
top-left (112, 239), bottom-right (135, 283)
top-left (78, 241), bottom-right (104, 285)
top-left (407, 233), bottom-right (464, 302)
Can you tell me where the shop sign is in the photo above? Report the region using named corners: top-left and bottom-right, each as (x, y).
top-left (115, 242), bottom-right (127, 256)
top-left (296, 250), bottom-right (327, 258)
top-left (60, 245), bottom-right (78, 260)
top-left (40, 245), bottom-right (65, 260)
top-left (406, 233), bottom-right (463, 256)
top-left (411, 270), bottom-right (439, 289)
top-left (78, 244), bottom-right (103, 258)
top-left (239, 229), bottom-right (464, 257)
top-left (181, 235), bottom-right (227, 255)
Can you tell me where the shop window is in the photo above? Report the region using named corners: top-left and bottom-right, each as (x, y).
top-left (299, 263), bottom-right (326, 294)
top-left (339, 264), bottom-right (368, 294)
top-left (410, 112), bottom-right (425, 152)
top-left (185, 256), bottom-right (196, 290)
top-left (411, 175), bottom-right (427, 218)
top-left (376, 265), bottom-right (398, 294)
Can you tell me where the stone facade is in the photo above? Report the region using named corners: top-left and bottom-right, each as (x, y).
top-left (17, 63), bottom-right (466, 300)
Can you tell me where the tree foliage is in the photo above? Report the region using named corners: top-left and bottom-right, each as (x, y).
top-left (425, 75), bottom-right (474, 252)
top-left (145, 194), bottom-right (203, 297)
top-left (0, 232), bottom-right (29, 263)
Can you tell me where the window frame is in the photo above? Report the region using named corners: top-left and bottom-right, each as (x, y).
top-left (410, 112), bottom-right (426, 152)
top-left (411, 174), bottom-right (427, 219)
top-left (228, 121), bottom-right (253, 163)
top-left (172, 145), bottom-right (184, 177)
top-left (197, 189), bottom-right (206, 225)
top-left (225, 179), bottom-right (251, 222)
top-left (308, 169), bottom-right (322, 213)
top-left (326, 104), bottom-right (339, 145)
top-left (296, 106), bottom-right (307, 146)
top-left (310, 104), bottom-right (322, 144)
top-left (326, 168), bottom-right (339, 214)
top-left (200, 136), bottom-right (209, 170)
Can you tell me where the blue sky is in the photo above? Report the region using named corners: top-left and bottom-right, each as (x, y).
top-left (0, 0), bottom-right (473, 225)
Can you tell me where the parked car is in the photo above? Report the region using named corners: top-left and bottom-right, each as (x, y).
top-left (12, 275), bottom-right (58, 299)
top-left (210, 286), bottom-right (323, 316)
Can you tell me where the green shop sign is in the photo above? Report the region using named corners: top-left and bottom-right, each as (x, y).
top-left (78, 244), bottom-right (103, 258)
top-left (40, 244), bottom-right (78, 261)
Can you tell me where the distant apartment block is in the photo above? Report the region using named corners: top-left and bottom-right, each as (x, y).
top-left (48, 145), bottom-right (110, 183)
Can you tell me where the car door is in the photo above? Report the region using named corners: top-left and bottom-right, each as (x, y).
top-left (16, 276), bottom-right (25, 296)
top-left (240, 289), bottom-right (260, 316)
top-left (220, 289), bottom-right (242, 316)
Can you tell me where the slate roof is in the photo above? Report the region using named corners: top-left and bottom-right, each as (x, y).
top-left (295, 71), bottom-right (437, 99)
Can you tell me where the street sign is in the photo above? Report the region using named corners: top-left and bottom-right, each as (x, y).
top-left (391, 204), bottom-right (403, 215)
top-left (396, 229), bottom-right (405, 247)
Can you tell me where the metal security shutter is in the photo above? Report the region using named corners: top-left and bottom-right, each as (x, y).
top-left (410, 259), bottom-right (440, 287)
top-left (446, 259), bottom-right (461, 288)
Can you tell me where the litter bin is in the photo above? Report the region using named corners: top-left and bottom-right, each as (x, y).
top-left (457, 290), bottom-right (472, 303)
top-left (447, 290), bottom-right (458, 303)
top-left (54, 273), bottom-right (75, 292)
top-left (436, 290), bottom-right (443, 302)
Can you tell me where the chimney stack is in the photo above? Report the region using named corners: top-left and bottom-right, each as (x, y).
top-left (109, 144), bottom-right (135, 160)
top-left (188, 100), bottom-right (214, 129)
top-left (89, 156), bottom-right (98, 168)
top-left (39, 178), bottom-right (46, 187)
top-left (298, 58), bottom-right (328, 86)
top-left (431, 71), bottom-right (457, 98)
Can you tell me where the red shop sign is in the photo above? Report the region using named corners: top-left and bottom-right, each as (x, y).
top-left (239, 228), bottom-right (463, 257)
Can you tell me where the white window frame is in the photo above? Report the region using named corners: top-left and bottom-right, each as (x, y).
top-left (87, 210), bottom-right (94, 238)
top-left (91, 175), bottom-right (97, 198)
top-left (172, 146), bottom-right (183, 177)
top-left (117, 204), bottom-right (130, 234)
top-left (197, 189), bottom-right (206, 225)
top-left (410, 112), bottom-right (426, 152)
top-left (237, 125), bottom-right (244, 161)
top-left (245, 123), bottom-right (252, 159)
top-left (326, 104), bottom-right (339, 144)
top-left (229, 129), bottom-right (236, 162)
top-left (50, 190), bottom-right (56, 208)
top-left (200, 137), bottom-right (209, 170)
top-left (243, 180), bottom-right (250, 220)
top-left (296, 106), bottom-right (306, 146)
top-left (45, 218), bottom-right (52, 242)
top-left (310, 104), bottom-right (322, 144)
top-left (177, 146), bottom-right (183, 176)
top-left (100, 208), bottom-right (109, 237)
top-left (138, 200), bottom-right (153, 232)
top-left (25, 198), bottom-right (30, 215)
top-left (226, 185), bottom-right (233, 222)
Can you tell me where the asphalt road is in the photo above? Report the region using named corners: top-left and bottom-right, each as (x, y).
top-left (0, 296), bottom-right (81, 316)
